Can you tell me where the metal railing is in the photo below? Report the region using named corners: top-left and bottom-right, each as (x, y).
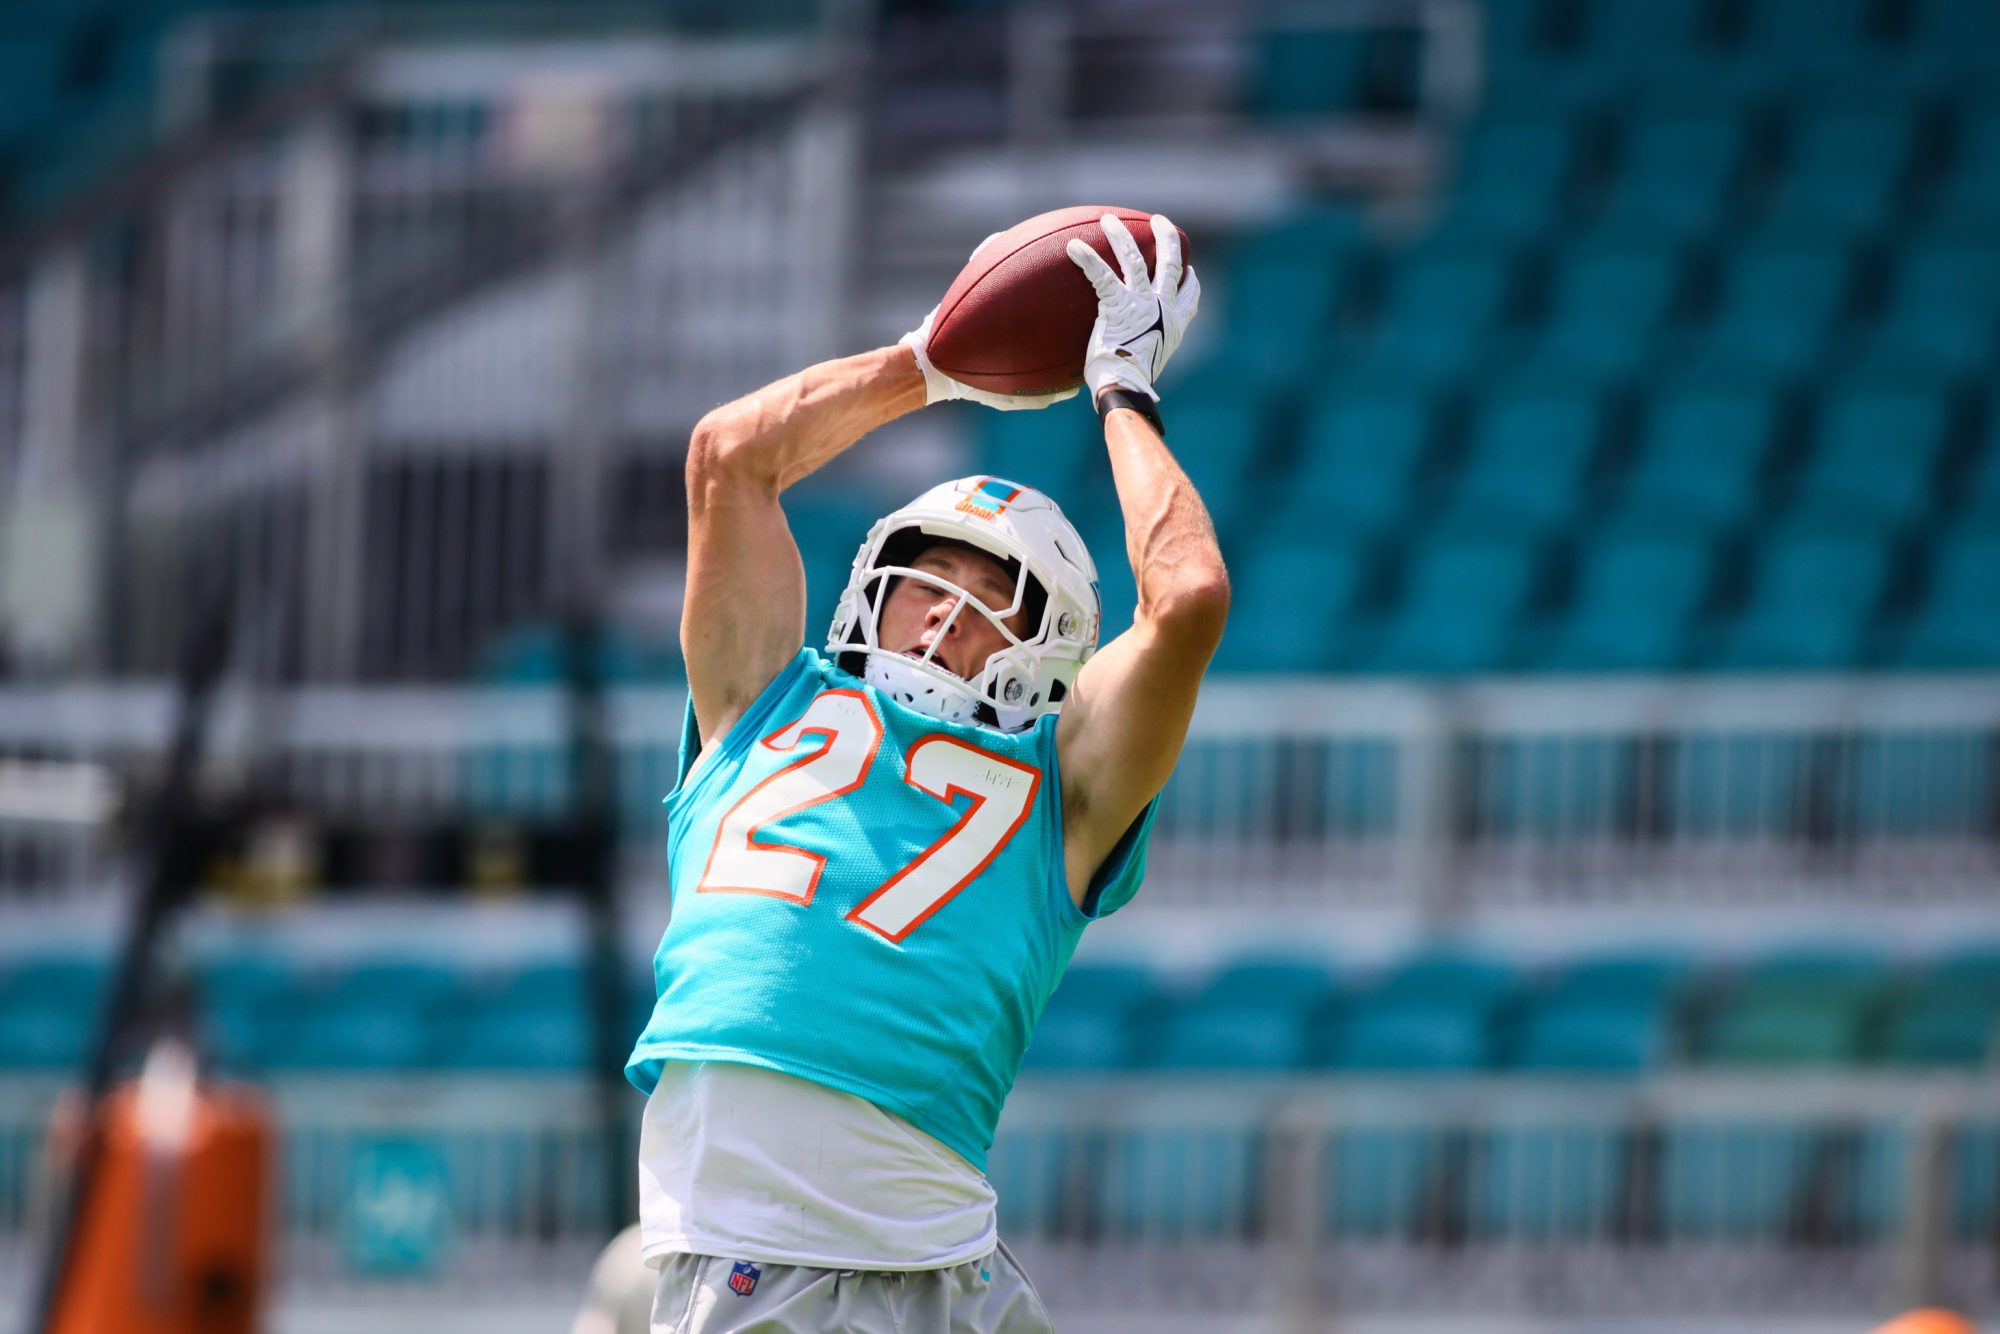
top-left (2, 1072), bottom-right (1997, 1329)
top-left (994, 1073), bottom-right (2000, 1324)
top-left (0, 675), bottom-right (1994, 918)
top-left (0, 11), bottom-right (863, 683)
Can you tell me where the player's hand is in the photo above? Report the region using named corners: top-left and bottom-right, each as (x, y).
top-left (900, 306), bottom-right (1080, 412)
top-left (1066, 212), bottom-right (1200, 405)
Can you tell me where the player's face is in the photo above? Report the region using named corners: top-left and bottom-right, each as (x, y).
top-left (880, 544), bottom-right (1031, 682)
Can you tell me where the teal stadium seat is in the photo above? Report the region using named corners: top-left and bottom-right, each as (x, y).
top-left (452, 963), bottom-right (601, 1072)
top-left (1906, 0), bottom-right (2000, 73)
top-left (1457, 111), bottom-right (1578, 192)
top-left (1549, 952), bottom-right (1693, 1009)
top-left (265, 960), bottom-right (470, 1072)
top-left (455, 1005), bottom-right (592, 1072)
top-left (1703, 996), bottom-right (1869, 1066)
top-left (1881, 996), bottom-right (1999, 1067)
top-left (1145, 1010), bottom-right (1314, 1071)
top-left (1935, 104), bottom-right (2000, 226)
top-left (1445, 379), bottom-right (1602, 531)
top-left (1329, 1003), bottom-right (1491, 1071)
top-left (1739, 0), bottom-right (1885, 73)
top-left (1277, 389), bottom-right (1435, 536)
top-left (1503, 952), bottom-right (1690, 1072)
top-left (0, 39), bottom-right (61, 142)
top-left (275, 1006), bottom-right (440, 1072)
top-left (1879, 948), bottom-right (2000, 1066)
top-left (1022, 963), bottom-right (1153, 1072)
top-left (1535, 521), bottom-right (1717, 670)
top-left (1739, 946), bottom-right (1890, 988)
top-left (1359, 529), bottom-right (1546, 673)
top-left (1704, 522), bottom-right (1894, 669)
top-left (1899, 524), bottom-right (2000, 666)
top-left (1142, 956), bottom-right (1332, 1071)
top-left (1115, 981), bottom-right (1290, 1234)
top-left (1698, 237), bottom-right (1855, 376)
top-left (1789, 378), bottom-right (1951, 527)
top-left (1872, 233), bottom-right (2000, 373)
top-left (1765, 104), bottom-right (1916, 234)
top-left (1166, 388), bottom-right (1279, 540)
top-left (195, 948), bottom-right (304, 1074)
top-left (1438, 110), bottom-right (1579, 240)
top-left (0, 951), bottom-right (108, 1071)
top-left (477, 620), bottom-right (665, 687)
top-left (1361, 241), bottom-right (1520, 380)
top-left (1618, 379), bottom-right (1779, 527)
top-left (1325, 952), bottom-right (1510, 1071)
top-left (1572, 0), bottom-right (1712, 68)
top-left (1378, 951), bottom-right (1517, 1009)
top-left (1218, 208), bottom-right (1359, 382)
top-left (1506, 1004), bottom-right (1671, 1074)
top-left (1478, 0), bottom-right (1566, 102)
top-left (1247, 24), bottom-right (1372, 120)
top-left (1188, 956), bottom-right (1337, 1025)
top-left (1966, 425), bottom-right (2000, 519)
top-left (1700, 948), bottom-right (1891, 1067)
top-left (1598, 110), bottom-right (1745, 237)
top-left (1534, 240), bottom-right (1688, 375)
top-left (1927, 947), bottom-right (2000, 1002)
top-left (1213, 540), bottom-right (1374, 673)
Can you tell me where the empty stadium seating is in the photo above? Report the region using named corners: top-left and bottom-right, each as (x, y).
top-left (5, 937), bottom-right (1994, 1080)
top-left (1181, 0), bottom-right (2000, 678)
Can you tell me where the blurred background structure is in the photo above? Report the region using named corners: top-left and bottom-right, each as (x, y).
top-left (0, 0), bottom-right (1998, 1329)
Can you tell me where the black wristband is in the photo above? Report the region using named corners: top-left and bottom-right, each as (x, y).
top-left (1096, 387), bottom-right (1165, 437)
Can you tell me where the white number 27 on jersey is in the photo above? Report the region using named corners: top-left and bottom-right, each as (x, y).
top-left (695, 689), bottom-right (1042, 942)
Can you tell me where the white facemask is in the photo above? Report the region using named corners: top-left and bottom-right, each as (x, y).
top-left (864, 653), bottom-right (981, 725)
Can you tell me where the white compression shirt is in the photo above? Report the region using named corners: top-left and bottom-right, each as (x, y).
top-left (636, 1061), bottom-right (998, 1271)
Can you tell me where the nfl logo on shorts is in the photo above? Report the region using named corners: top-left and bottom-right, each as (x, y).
top-left (728, 1260), bottom-right (760, 1296)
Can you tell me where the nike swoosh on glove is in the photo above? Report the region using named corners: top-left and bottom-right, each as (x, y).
top-left (1065, 212), bottom-right (1201, 404)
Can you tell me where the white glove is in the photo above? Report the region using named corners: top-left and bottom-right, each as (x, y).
top-left (1065, 213), bottom-right (1201, 403)
top-left (901, 230), bottom-right (1079, 412)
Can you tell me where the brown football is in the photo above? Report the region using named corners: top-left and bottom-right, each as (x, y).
top-left (926, 205), bottom-right (1192, 396)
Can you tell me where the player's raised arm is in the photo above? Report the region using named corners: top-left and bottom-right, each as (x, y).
top-left (682, 269), bottom-right (1077, 749)
top-left (1054, 215), bottom-right (1230, 900)
top-left (682, 348), bottom-right (920, 748)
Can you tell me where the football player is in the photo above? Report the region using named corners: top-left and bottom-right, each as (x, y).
top-left (627, 214), bottom-right (1223, 1332)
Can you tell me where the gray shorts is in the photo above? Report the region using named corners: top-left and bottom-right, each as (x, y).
top-left (648, 1240), bottom-right (1055, 1333)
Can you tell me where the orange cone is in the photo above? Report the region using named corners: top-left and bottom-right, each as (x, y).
top-left (49, 1044), bottom-right (271, 1334)
top-left (1873, 1311), bottom-right (1976, 1334)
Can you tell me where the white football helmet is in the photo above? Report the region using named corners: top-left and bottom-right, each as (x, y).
top-left (827, 476), bottom-right (1101, 732)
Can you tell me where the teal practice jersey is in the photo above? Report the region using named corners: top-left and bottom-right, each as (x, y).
top-left (626, 648), bottom-right (1155, 1171)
